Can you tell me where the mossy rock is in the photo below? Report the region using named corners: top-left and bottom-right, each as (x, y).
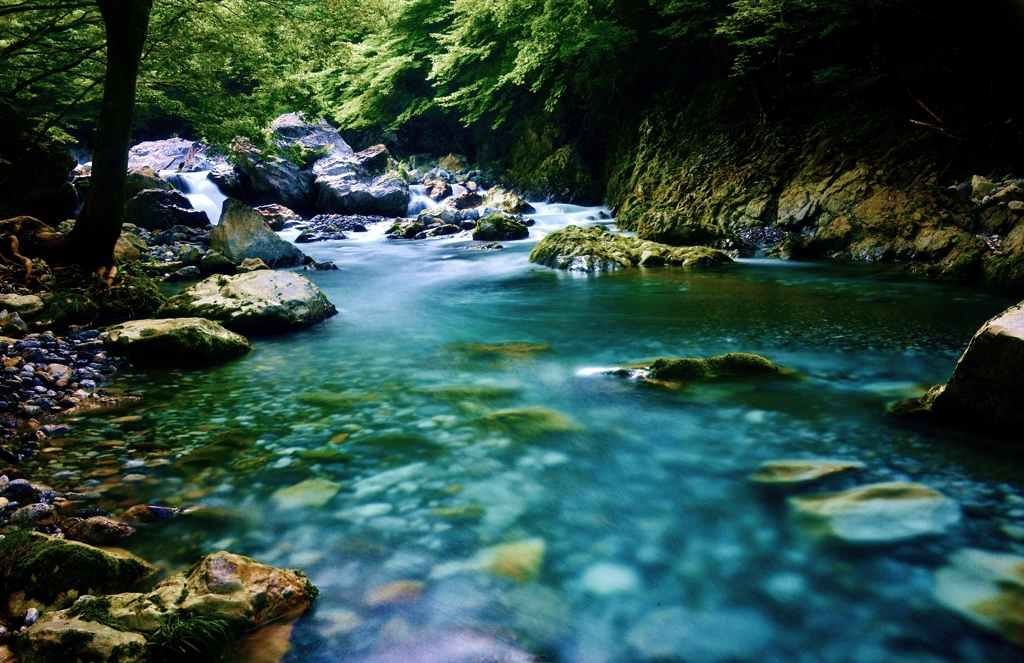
top-left (104, 318), bottom-right (252, 367)
top-left (529, 225), bottom-right (732, 272)
top-left (465, 407), bottom-right (581, 439)
top-left (648, 352), bottom-right (786, 381)
top-left (473, 213), bottom-right (529, 242)
top-left (37, 292), bottom-right (99, 328)
top-left (0, 530), bottom-right (157, 619)
top-left (416, 384), bottom-right (520, 403)
top-left (443, 342), bottom-right (552, 361)
top-left (17, 613), bottom-right (148, 663)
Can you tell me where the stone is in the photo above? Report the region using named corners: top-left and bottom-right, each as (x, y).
top-left (128, 137), bottom-right (201, 172)
top-left (0, 531), bottom-right (156, 618)
top-left (105, 318), bottom-right (252, 366)
top-left (157, 271), bottom-right (337, 334)
top-left (209, 162), bottom-right (243, 198)
top-left (352, 144), bottom-right (391, 177)
top-left (466, 407), bottom-right (581, 439)
top-left (482, 187), bottom-right (535, 214)
top-left (124, 166), bottom-right (173, 200)
top-left (923, 301), bottom-right (1024, 432)
top-left (971, 175), bottom-right (997, 200)
top-left (165, 265), bottom-right (202, 281)
top-left (119, 504), bottom-right (181, 525)
top-left (200, 249), bottom-right (237, 275)
top-left (210, 198), bottom-right (305, 267)
top-left (437, 153), bottom-right (467, 173)
top-left (365, 581), bottom-right (424, 607)
top-left (473, 213), bottom-right (529, 242)
top-left (18, 615), bottom-right (148, 663)
top-left (272, 113), bottom-right (351, 158)
top-left (645, 352), bottom-right (788, 381)
top-left (626, 607), bottom-right (772, 662)
top-left (317, 174), bottom-right (410, 217)
top-left (113, 235), bottom-right (142, 262)
top-left (479, 539), bottom-right (546, 582)
top-left (933, 547), bottom-right (1024, 646)
top-left (123, 188), bottom-right (210, 231)
top-left (416, 206), bottom-right (457, 227)
top-left (254, 203), bottom-right (301, 231)
top-left (750, 459), bottom-right (865, 488)
top-left (272, 479), bottom-right (342, 509)
top-left (530, 225), bottom-right (732, 272)
top-left (445, 190), bottom-right (483, 210)
top-left (65, 517), bottom-right (135, 546)
top-left (11, 503), bottom-right (57, 528)
top-left (233, 142), bottom-right (317, 214)
top-left (581, 562), bottom-right (641, 595)
top-left (789, 482), bottom-right (961, 543)
top-left (0, 294), bottom-right (43, 318)
top-left (423, 178), bottom-right (452, 201)
top-left (237, 257), bottom-right (270, 273)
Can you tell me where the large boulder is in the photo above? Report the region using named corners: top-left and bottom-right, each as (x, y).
top-left (157, 270), bottom-right (338, 334)
top-left (254, 203), bottom-right (301, 231)
top-left (124, 166), bottom-right (173, 199)
top-left (210, 198), bottom-right (305, 267)
top-left (0, 530), bottom-right (156, 619)
top-left (0, 101), bottom-right (77, 224)
top-left (105, 318), bottom-right (252, 366)
top-left (209, 161), bottom-right (243, 198)
top-left (127, 137), bottom-right (213, 172)
top-left (482, 187), bottom-right (535, 214)
top-left (352, 144), bottom-right (391, 177)
top-left (472, 213), bottom-right (529, 241)
top-left (272, 113), bottom-right (352, 158)
top-left (122, 189), bottom-right (210, 231)
top-left (529, 225), bottom-right (732, 272)
top-left (317, 174), bottom-right (409, 217)
top-left (233, 143), bottom-right (317, 213)
top-left (917, 301), bottom-right (1024, 433)
top-left (18, 616), bottom-right (148, 663)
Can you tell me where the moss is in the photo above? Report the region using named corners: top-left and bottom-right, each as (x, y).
top-left (0, 532), bottom-right (152, 608)
top-left (529, 225), bottom-right (733, 272)
top-left (472, 214), bottom-right (529, 242)
top-left (647, 352), bottom-right (786, 381)
top-left (303, 578), bottom-right (320, 602)
top-left (110, 641), bottom-right (147, 663)
top-left (466, 407), bottom-right (581, 439)
top-left (416, 384), bottom-right (519, 402)
top-left (443, 342), bottom-right (551, 361)
top-left (68, 596), bottom-right (130, 632)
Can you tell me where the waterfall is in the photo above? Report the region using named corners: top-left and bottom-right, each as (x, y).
top-left (161, 170), bottom-right (228, 224)
top-left (406, 184), bottom-right (438, 217)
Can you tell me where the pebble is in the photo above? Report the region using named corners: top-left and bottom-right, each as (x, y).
top-left (581, 562), bottom-right (641, 595)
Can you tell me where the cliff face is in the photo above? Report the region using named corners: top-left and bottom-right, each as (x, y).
top-left (604, 79), bottom-right (1024, 288)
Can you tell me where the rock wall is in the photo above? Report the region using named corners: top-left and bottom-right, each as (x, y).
top-left (605, 87), bottom-right (1024, 289)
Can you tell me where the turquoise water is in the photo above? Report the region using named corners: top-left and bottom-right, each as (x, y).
top-left (29, 206), bottom-right (1024, 662)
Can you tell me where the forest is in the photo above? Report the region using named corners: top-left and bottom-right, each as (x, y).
top-left (2, 1), bottom-right (1024, 663)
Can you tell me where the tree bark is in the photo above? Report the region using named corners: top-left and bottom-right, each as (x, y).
top-left (35, 0), bottom-right (152, 267)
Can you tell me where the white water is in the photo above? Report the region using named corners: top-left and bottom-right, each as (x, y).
top-left (160, 170), bottom-right (228, 224)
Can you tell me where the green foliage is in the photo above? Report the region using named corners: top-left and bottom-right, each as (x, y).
top-left (147, 612), bottom-right (233, 663)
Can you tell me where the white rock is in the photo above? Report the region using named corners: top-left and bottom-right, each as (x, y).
top-left (581, 563), bottom-right (641, 595)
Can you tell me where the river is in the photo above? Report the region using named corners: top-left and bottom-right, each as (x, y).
top-left (24, 203), bottom-right (1024, 662)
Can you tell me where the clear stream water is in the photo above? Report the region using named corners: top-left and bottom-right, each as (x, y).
top-left (23, 204), bottom-right (1024, 663)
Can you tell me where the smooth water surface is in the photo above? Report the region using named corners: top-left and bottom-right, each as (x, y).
top-left (27, 206), bottom-right (1024, 662)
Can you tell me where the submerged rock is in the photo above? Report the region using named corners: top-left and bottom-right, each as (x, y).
top-left (210, 198), bottom-right (306, 267)
top-left (749, 460), bottom-right (865, 488)
top-left (933, 547), bottom-right (1024, 646)
top-left (157, 271), bottom-right (337, 334)
top-left (626, 607), bottom-right (772, 663)
top-left (530, 225), bottom-right (732, 272)
top-left (443, 341), bottom-right (552, 361)
top-left (466, 407), bottom-right (581, 439)
top-left (272, 479), bottom-right (342, 509)
top-left (895, 300), bottom-right (1024, 435)
top-left (105, 317), bottom-right (252, 366)
top-left (64, 516), bottom-right (135, 546)
top-left (473, 213), bottom-right (529, 242)
top-left (789, 482), bottom-right (960, 543)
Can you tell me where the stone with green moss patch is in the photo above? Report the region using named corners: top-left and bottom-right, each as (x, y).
top-left (104, 318), bottom-right (251, 367)
top-left (17, 615), bottom-right (148, 663)
top-left (473, 214), bottom-right (529, 242)
top-left (0, 530), bottom-right (157, 619)
top-left (465, 407), bottom-right (581, 439)
top-left (529, 225), bottom-right (732, 272)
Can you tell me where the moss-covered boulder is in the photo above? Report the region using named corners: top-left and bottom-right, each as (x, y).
top-left (892, 300), bottom-right (1024, 434)
top-left (473, 213), bottom-right (529, 241)
top-left (18, 615), bottom-right (148, 663)
top-left (466, 407), bottom-right (581, 439)
top-left (529, 225), bottom-right (732, 272)
top-left (611, 352), bottom-right (790, 383)
top-left (157, 271), bottom-right (337, 334)
top-left (0, 530), bottom-right (157, 618)
top-left (105, 318), bottom-right (252, 367)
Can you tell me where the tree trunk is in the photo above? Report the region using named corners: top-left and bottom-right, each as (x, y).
top-left (35, 0), bottom-right (152, 267)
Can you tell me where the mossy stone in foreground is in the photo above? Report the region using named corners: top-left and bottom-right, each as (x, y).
top-left (17, 615), bottom-right (148, 663)
top-left (0, 530), bottom-right (156, 618)
top-left (529, 225), bottom-right (732, 272)
top-left (105, 318), bottom-right (251, 367)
